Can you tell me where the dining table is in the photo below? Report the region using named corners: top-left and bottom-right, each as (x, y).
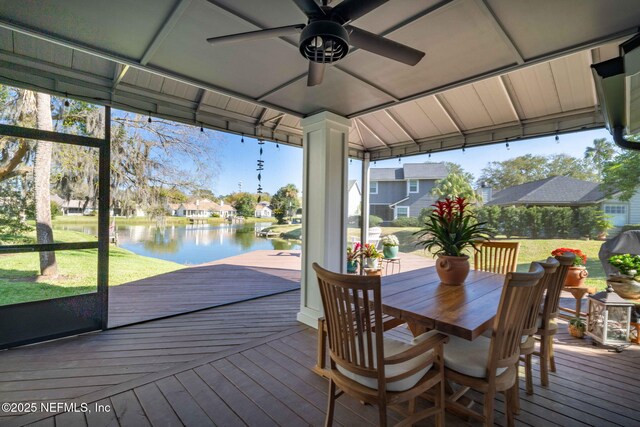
top-left (380, 265), bottom-right (507, 340)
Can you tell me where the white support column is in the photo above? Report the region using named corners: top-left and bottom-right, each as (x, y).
top-left (297, 111), bottom-right (351, 328)
top-left (361, 152), bottom-right (370, 245)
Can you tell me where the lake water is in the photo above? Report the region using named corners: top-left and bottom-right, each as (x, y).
top-left (57, 222), bottom-right (300, 265)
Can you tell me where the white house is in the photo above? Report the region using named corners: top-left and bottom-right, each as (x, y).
top-left (175, 199), bottom-right (219, 217)
top-left (254, 201), bottom-right (272, 218)
top-left (347, 180), bottom-right (361, 217)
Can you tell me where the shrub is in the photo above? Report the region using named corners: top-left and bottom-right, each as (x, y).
top-left (476, 205), bottom-right (501, 235)
top-left (391, 216), bottom-right (421, 227)
top-left (369, 215), bottom-right (383, 227)
top-left (621, 224), bottom-right (640, 233)
top-left (575, 206), bottom-right (606, 239)
top-left (541, 207), bottom-right (572, 238)
top-left (50, 201), bottom-right (62, 219)
top-left (522, 206), bottom-right (543, 238)
top-left (500, 206), bottom-right (524, 238)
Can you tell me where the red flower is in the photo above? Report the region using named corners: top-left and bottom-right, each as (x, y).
top-left (551, 247), bottom-right (587, 266)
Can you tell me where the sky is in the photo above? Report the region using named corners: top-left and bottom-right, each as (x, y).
top-left (210, 127), bottom-right (613, 195)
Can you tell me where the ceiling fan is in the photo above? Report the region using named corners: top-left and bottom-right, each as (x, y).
top-left (206, 0), bottom-right (425, 86)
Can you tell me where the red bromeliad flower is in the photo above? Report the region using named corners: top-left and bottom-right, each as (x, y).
top-left (551, 247), bottom-right (587, 266)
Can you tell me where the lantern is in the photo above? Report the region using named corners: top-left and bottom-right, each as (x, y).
top-left (586, 285), bottom-right (634, 350)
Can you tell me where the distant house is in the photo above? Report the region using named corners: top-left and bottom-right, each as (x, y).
top-left (167, 203), bottom-right (181, 216)
top-left (347, 180), bottom-right (361, 216)
top-left (369, 163), bottom-right (449, 222)
top-left (217, 203), bottom-right (237, 218)
top-left (486, 176), bottom-right (640, 228)
top-left (254, 201), bottom-right (272, 218)
top-left (59, 198), bottom-right (97, 216)
top-left (175, 199), bottom-right (219, 217)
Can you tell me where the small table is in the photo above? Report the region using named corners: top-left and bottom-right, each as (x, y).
top-left (562, 285), bottom-right (596, 318)
top-left (381, 258), bottom-right (401, 275)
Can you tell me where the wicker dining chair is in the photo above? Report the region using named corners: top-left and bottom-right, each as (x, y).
top-left (474, 241), bottom-right (521, 275)
top-left (313, 263), bottom-right (449, 427)
top-left (419, 262), bottom-right (545, 427)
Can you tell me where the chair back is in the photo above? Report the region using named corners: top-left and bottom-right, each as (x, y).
top-left (474, 241), bottom-right (520, 275)
top-left (522, 258), bottom-right (559, 337)
top-left (487, 263), bottom-right (544, 375)
top-left (541, 252), bottom-right (576, 324)
top-left (313, 263), bottom-right (386, 389)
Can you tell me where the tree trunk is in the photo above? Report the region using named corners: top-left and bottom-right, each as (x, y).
top-left (34, 92), bottom-right (57, 277)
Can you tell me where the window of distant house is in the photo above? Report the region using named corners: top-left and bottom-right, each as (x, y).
top-left (604, 205), bottom-right (626, 214)
top-left (408, 179), bottom-right (419, 193)
top-left (396, 206), bottom-right (409, 218)
top-left (370, 181), bottom-right (378, 194)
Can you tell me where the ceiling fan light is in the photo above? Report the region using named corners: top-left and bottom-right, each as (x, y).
top-left (300, 20), bottom-right (349, 63)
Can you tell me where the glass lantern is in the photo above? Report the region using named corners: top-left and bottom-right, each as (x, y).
top-left (586, 286), bottom-right (634, 349)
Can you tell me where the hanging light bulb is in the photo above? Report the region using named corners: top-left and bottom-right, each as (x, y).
top-left (428, 150), bottom-right (432, 159)
top-left (462, 143), bottom-right (466, 153)
top-left (241, 134), bottom-right (244, 143)
top-left (200, 124), bottom-right (204, 133)
top-left (64, 99), bottom-right (70, 107)
top-left (148, 115), bottom-right (152, 123)
top-left (349, 158), bottom-right (352, 164)
top-left (555, 133), bottom-right (560, 143)
top-left (506, 141), bottom-right (510, 150)
top-left (398, 156), bottom-right (401, 163)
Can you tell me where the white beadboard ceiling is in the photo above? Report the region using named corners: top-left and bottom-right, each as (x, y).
top-left (0, 0), bottom-right (638, 159)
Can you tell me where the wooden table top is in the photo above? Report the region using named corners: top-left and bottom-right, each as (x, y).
top-left (381, 266), bottom-right (506, 340)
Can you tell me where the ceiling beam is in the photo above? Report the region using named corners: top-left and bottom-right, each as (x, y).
top-left (433, 95), bottom-right (464, 136)
top-left (384, 109), bottom-right (418, 145)
top-left (475, 0), bottom-right (524, 65)
top-left (354, 119), bottom-right (366, 147)
top-left (140, 0), bottom-right (193, 65)
top-left (356, 118), bottom-right (389, 148)
top-left (111, 64), bottom-right (129, 92)
top-left (348, 27), bottom-right (638, 118)
top-left (497, 75), bottom-right (522, 123)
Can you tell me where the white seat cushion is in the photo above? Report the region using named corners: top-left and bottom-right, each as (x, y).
top-left (537, 315), bottom-right (558, 330)
top-left (415, 331), bottom-right (507, 379)
top-left (482, 328), bottom-right (528, 344)
top-left (336, 333), bottom-right (433, 392)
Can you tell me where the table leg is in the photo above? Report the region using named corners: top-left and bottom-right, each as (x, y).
top-left (407, 322), bottom-right (429, 337)
top-left (574, 289), bottom-right (587, 317)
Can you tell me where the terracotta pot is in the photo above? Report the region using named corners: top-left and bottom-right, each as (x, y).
top-left (564, 266), bottom-right (589, 287)
top-left (436, 255), bottom-right (470, 286)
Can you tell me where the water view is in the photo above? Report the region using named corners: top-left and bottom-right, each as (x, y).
top-left (57, 222), bottom-right (300, 265)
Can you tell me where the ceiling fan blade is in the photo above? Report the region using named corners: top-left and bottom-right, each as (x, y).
top-left (332, 0), bottom-right (388, 23)
top-left (207, 24), bottom-right (304, 45)
top-left (307, 61), bottom-right (325, 86)
top-left (346, 26), bottom-right (425, 66)
top-left (292, 0), bottom-right (325, 18)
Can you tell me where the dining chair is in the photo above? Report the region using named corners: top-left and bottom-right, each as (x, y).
top-left (313, 263), bottom-right (449, 427)
top-left (518, 257), bottom-right (559, 407)
top-left (535, 252), bottom-right (575, 387)
top-left (418, 262), bottom-right (545, 427)
top-left (474, 241), bottom-right (520, 275)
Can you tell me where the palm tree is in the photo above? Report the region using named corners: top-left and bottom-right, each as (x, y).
top-left (584, 138), bottom-right (616, 178)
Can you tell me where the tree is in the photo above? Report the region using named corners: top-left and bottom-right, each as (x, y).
top-left (477, 154), bottom-right (598, 191)
top-left (602, 135), bottom-right (640, 200)
top-left (432, 172), bottom-right (478, 202)
top-left (270, 184), bottom-right (301, 224)
top-left (584, 138), bottom-right (617, 178)
top-left (34, 92), bottom-right (57, 277)
top-left (231, 192), bottom-right (257, 217)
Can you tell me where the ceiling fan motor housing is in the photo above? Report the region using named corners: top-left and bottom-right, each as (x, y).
top-left (299, 20), bottom-right (349, 63)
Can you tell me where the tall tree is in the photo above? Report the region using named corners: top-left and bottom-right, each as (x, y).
top-left (34, 92), bottom-right (57, 277)
top-left (432, 172), bottom-right (478, 202)
top-left (584, 138), bottom-right (617, 178)
top-left (270, 184), bottom-right (301, 222)
top-left (602, 134), bottom-right (640, 200)
top-left (231, 192), bottom-right (257, 217)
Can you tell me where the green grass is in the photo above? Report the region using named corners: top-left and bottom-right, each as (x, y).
top-left (0, 229), bottom-right (181, 306)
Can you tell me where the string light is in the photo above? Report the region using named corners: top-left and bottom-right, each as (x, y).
top-left (398, 155), bottom-right (401, 163)
top-left (241, 134), bottom-right (244, 143)
top-left (555, 133), bottom-right (560, 143)
top-left (462, 143), bottom-right (466, 153)
top-left (506, 141), bottom-right (510, 150)
top-left (428, 150), bottom-right (432, 158)
top-left (349, 158), bottom-right (352, 164)
top-left (148, 114), bottom-right (152, 123)
top-left (200, 124), bottom-right (204, 132)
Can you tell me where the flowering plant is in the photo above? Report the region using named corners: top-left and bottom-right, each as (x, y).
top-left (381, 235), bottom-right (399, 247)
top-left (608, 254), bottom-right (640, 279)
top-left (415, 197), bottom-right (492, 257)
top-left (551, 248), bottom-right (587, 266)
top-left (361, 243), bottom-right (382, 259)
top-left (347, 242), bottom-right (361, 262)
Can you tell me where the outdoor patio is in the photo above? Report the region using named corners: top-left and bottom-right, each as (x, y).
top-left (1, 288), bottom-right (638, 427)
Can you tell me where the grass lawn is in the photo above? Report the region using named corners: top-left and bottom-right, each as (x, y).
top-left (0, 229), bottom-right (182, 306)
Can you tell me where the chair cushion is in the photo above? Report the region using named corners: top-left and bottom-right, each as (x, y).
top-left (536, 315), bottom-right (558, 330)
top-left (336, 333), bottom-right (434, 392)
top-left (415, 331), bottom-right (507, 379)
top-left (481, 328), bottom-right (529, 344)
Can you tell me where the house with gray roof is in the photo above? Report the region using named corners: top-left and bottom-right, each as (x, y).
top-left (369, 163), bottom-right (449, 223)
top-left (486, 176), bottom-right (640, 228)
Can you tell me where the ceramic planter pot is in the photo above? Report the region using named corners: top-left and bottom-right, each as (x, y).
top-left (346, 260), bottom-right (358, 274)
top-left (606, 275), bottom-right (640, 299)
top-left (365, 257), bottom-right (379, 269)
top-left (564, 266), bottom-right (589, 287)
top-left (383, 245), bottom-right (399, 259)
top-left (436, 255), bottom-right (470, 285)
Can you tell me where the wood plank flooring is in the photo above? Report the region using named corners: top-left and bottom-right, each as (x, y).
top-left (108, 250), bottom-right (302, 327)
top-left (2, 294), bottom-right (638, 426)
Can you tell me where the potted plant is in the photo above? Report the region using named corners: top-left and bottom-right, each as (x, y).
top-left (362, 243), bottom-right (383, 269)
top-left (551, 247), bottom-right (588, 287)
top-left (381, 234), bottom-right (399, 259)
top-left (568, 317), bottom-right (586, 338)
top-left (415, 197), bottom-right (492, 285)
top-left (607, 254), bottom-right (640, 299)
top-left (346, 242), bottom-right (361, 274)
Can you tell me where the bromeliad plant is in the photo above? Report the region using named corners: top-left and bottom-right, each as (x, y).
top-left (347, 242), bottom-right (362, 262)
top-left (361, 243), bottom-right (383, 259)
top-left (415, 197), bottom-right (492, 257)
top-left (551, 248), bottom-right (587, 266)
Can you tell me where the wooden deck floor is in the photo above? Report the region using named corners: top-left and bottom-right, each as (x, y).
top-left (2, 288), bottom-right (638, 427)
top-left (108, 250), bottom-right (302, 327)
